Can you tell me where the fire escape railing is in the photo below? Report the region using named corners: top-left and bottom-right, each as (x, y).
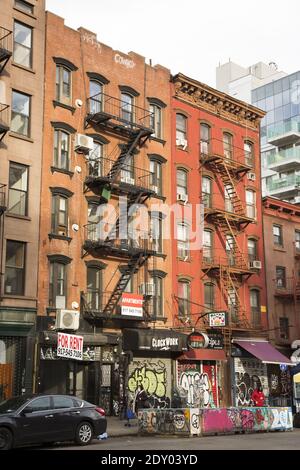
top-left (0, 26), bottom-right (12, 73)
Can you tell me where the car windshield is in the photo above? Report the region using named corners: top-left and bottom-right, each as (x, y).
top-left (0, 396), bottom-right (31, 414)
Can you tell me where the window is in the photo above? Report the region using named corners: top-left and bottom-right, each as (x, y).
top-left (49, 262), bottom-right (66, 309)
top-left (295, 230), bottom-right (300, 251)
top-left (121, 93), bottom-right (133, 122)
top-left (177, 222), bottom-right (190, 259)
top-left (223, 132), bottom-right (233, 159)
top-left (88, 141), bottom-right (103, 177)
top-left (225, 185), bottom-right (234, 213)
top-left (228, 288), bottom-right (238, 323)
top-left (24, 397), bottom-right (51, 413)
top-left (202, 176), bottom-right (212, 208)
top-left (89, 80), bottom-right (103, 114)
top-left (14, 1), bottom-right (34, 14)
top-left (177, 169), bottom-right (188, 198)
top-left (87, 203), bottom-right (99, 240)
top-left (176, 114), bottom-right (187, 145)
top-left (200, 123), bottom-right (210, 155)
top-left (120, 155), bottom-right (134, 183)
top-left (178, 280), bottom-right (190, 317)
top-left (150, 160), bottom-right (162, 196)
top-left (246, 189), bottom-right (256, 219)
top-left (276, 266), bottom-right (286, 288)
top-left (226, 235), bottom-right (235, 266)
top-left (151, 276), bottom-right (163, 318)
top-left (4, 241), bottom-right (26, 295)
top-left (87, 267), bottom-right (102, 310)
top-left (8, 163), bottom-right (28, 216)
top-left (203, 229), bottom-right (213, 262)
top-left (56, 65), bottom-right (71, 104)
top-left (273, 225), bottom-right (283, 246)
top-left (13, 21), bottom-right (32, 68)
top-left (53, 396), bottom-right (74, 410)
top-left (250, 290), bottom-right (260, 328)
top-left (279, 317), bottom-right (289, 340)
top-left (150, 104), bottom-right (162, 139)
top-left (54, 129), bottom-right (70, 170)
top-left (244, 141), bottom-right (254, 167)
top-left (248, 238), bottom-right (257, 263)
top-left (151, 214), bottom-right (163, 253)
top-left (11, 91), bottom-right (30, 136)
top-left (51, 195), bottom-right (68, 236)
top-left (204, 282), bottom-right (214, 311)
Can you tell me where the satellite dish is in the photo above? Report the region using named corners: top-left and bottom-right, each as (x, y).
top-left (72, 224), bottom-right (79, 232)
top-left (75, 99), bottom-right (83, 108)
top-left (75, 166), bottom-right (82, 173)
top-left (72, 301), bottom-right (79, 310)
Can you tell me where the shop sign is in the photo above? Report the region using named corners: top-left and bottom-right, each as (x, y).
top-left (187, 331), bottom-right (224, 350)
top-left (121, 293), bottom-right (144, 318)
top-left (57, 333), bottom-right (83, 361)
top-left (123, 329), bottom-right (188, 352)
top-left (41, 345), bottom-right (98, 361)
top-left (209, 312), bottom-right (228, 328)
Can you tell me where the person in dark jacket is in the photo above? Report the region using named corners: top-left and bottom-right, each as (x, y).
top-left (135, 385), bottom-right (149, 413)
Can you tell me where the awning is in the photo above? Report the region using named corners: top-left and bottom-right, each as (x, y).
top-left (233, 339), bottom-right (293, 365)
top-left (179, 349), bottom-right (227, 361)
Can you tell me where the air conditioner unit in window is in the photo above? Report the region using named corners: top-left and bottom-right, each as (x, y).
top-left (177, 193), bottom-right (188, 203)
top-left (176, 138), bottom-right (188, 150)
top-left (249, 260), bottom-right (262, 270)
top-left (294, 196), bottom-right (300, 204)
top-left (74, 134), bottom-right (94, 154)
top-left (121, 174), bottom-right (135, 185)
top-left (55, 310), bottom-right (80, 330)
top-left (247, 172), bottom-right (256, 181)
top-left (139, 283), bottom-right (155, 296)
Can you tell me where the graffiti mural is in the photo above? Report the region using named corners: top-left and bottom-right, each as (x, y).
top-left (177, 362), bottom-right (218, 408)
top-left (267, 364), bottom-right (292, 403)
top-left (139, 408), bottom-right (190, 435)
top-left (234, 358), bottom-right (268, 406)
top-left (128, 358), bottom-right (171, 409)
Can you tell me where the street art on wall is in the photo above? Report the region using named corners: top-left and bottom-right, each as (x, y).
top-left (128, 358), bottom-right (171, 409)
top-left (138, 408), bottom-right (190, 435)
top-left (267, 364), bottom-right (292, 403)
top-left (234, 358), bottom-right (268, 406)
top-left (177, 362), bottom-right (218, 408)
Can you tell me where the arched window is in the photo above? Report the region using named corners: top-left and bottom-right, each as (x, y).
top-left (226, 235), bottom-right (235, 266)
top-left (89, 80), bottom-right (103, 114)
top-left (177, 168), bottom-right (188, 200)
top-left (202, 176), bottom-right (212, 208)
top-left (87, 266), bottom-right (103, 311)
top-left (223, 132), bottom-right (233, 159)
top-left (200, 123), bottom-right (211, 155)
top-left (54, 129), bottom-right (70, 170)
top-left (225, 184), bottom-right (234, 213)
top-left (250, 289), bottom-right (260, 328)
top-left (121, 93), bottom-right (133, 122)
top-left (203, 229), bottom-right (213, 263)
top-left (177, 222), bottom-right (190, 260)
top-left (204, 282), bottom-right (215, 311)
top-left (248, 238), bottom-right (258, 263)
top-left (246, 189), bottom-right (256, 219)
top-left (150, 104), bottom-right (162, 138)
top-left (176, 114), bottom-right (187, 146)
top-left (51, 194), bottom-right (68, 237)
top-left (178, 279), bottom-right (190, 317)
top-left (244, 141), bottom-right (254, 167)
top-left (56, 65), bottom-right (72, 105)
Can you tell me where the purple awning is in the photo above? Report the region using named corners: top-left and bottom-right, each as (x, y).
top-left (233, 339), bottom-right (292, 365)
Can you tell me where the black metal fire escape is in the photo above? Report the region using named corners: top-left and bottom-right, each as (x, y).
top-left (0, 26), bottom-right (12, 74)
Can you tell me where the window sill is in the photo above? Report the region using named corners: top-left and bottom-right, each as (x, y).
top-left (48, 234), bottom-right (72, 243)
top-left (53, 100), bottom-right (76, 113)
top-left (6, 212), bottom-right (31, 221)
top-left (149, 136), bottom-right (166, 146)
top-left (149, 316), bottom-right (167, 323)
top-left (273, 246), bottom-right (286, 253)
top-left (50, 166), bottom-right (74, 177)
top-left (176, 146), bottom-right (189, 152)
top-left (177, 256), bottom-right (192, 263)
top-left (154, 252), bottom-right (167, 260)
top-left (2, 294), bottom-right (36, 300)
top-left (9, 132), bottom-right (33, 143)
top-left (13, 6), bottom-right (37, 20)
top-left (12, 62), bottom-right (36, 74)
top-left (153, 194), bottom-right (166, 202)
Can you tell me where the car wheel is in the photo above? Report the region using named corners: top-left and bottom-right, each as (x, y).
top-left (75, 422), bottom-right (93, 446)
top-left (0, 427), bottom-right (13, 450)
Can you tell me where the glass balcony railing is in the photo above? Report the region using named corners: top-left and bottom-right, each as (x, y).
top-left (267, 147), bottom-right (300, 167)
top-left (266, 174), bottom-right (300, 192)
top-left (268, 121), bottom-right (300, 142)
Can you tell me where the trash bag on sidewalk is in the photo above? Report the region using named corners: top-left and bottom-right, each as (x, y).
top-left (97, 432), bottom-right (108, 440)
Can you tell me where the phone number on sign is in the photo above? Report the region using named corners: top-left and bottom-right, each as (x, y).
top-left (57, 347), bottom-right (83, 359)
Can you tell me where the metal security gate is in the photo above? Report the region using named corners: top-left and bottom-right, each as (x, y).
top-left (0, 336), bottom-right (26, 401)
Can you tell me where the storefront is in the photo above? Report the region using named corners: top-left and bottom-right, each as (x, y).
top-left (232, 338), bottom-right (293, 407)
top-left (177, 331), bottom-right (227, 408)
top-left (37, 331), bottom-right (119, 415)
top-left (123, 328), bottom-right (188, 410)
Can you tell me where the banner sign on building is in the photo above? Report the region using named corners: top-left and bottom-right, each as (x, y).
top-left (209, 312), bottom-right (228, 328)
top-left (121, 293), bottom-right (144, 317)
top-left (57, 333), bottom-right (83, 361)
top-left (187, 331), bottom-right (224, 350)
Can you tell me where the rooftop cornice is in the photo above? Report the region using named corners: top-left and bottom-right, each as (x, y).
top-left (172, 73), bottom-right (266, 130)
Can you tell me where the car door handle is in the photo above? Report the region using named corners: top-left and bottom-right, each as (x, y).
top-left (45, 414), bottom-right (54, 419)
top-left (71, 411), bottom-right (80, 415)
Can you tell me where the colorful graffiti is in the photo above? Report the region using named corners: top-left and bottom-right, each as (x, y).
top-left (234, 358), bottom-right (268, 406)
top-left (128, 359), bottom-right (171, 409)
top-left (177, 362), bottom-right (218, 408)
top-left (139, 407), bottom-right (293, 436)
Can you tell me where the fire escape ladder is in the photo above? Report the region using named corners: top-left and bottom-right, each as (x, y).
top-left (220, 265), bottom-right (249, 328)
top-left (213, 160), bottom-right (245, 216)
top-left (214, 214), bottom-right (247, 270)
top-left (102, 254), bottom-right (148, 317)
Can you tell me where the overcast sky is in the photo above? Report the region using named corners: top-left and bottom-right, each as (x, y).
top-left (46, 0), bottom-right (299, 87)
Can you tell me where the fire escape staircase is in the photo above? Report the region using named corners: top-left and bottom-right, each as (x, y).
top-left (219, 265), bottom-right (250, 329)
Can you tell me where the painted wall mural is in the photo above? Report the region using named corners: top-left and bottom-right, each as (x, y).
top-left (267, 364), bottom-right (292, 402)
top-left (177, 361), bottom-right (218, 408)
top-left (127, 358), bottom-right (171, 410)
top-left (234, 358), bottom-right (268, 406)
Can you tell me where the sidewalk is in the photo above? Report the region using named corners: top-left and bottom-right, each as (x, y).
top-left (106, 416), bottom-right (139, 438)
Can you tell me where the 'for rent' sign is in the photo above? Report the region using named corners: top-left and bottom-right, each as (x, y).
top-left (57, 333), bottom-right (84, 361)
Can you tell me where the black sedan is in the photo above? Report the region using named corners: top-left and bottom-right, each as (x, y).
top-left (0, 394), bottom-right (106, 449)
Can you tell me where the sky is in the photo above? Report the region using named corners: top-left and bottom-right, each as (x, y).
top-left (45, 0), bottom-right (300, 87)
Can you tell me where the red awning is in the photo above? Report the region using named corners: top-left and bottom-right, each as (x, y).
top-left (179, 349), bottom-right (227, 361)
top-left (233, 339), bottom-right (292, 365)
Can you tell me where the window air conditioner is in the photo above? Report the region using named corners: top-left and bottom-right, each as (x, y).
top-left (121, 173), bottom-right (135, 185)
top-left (294, 196), bottom-right (300, 204)
top-left (139, 283), bottom-right (155, 296)
top-left (249, 260), bottom-right (262, 270)
top-left (247, 172), bottom-right (256, 181)
top-left (74, 134), bottom-right (94, 154)
top-left (55, 310), bottom-right (80, 330)
top-left (177, 193), bottom-right (188, 203)
top-left (176, 138), bottom-right (188, 150)
top-left (151, 185), bottom-right (158, 193)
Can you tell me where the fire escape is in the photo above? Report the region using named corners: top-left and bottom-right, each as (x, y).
top-left (201, 139), bottom-right (255, 330)
top-left (0, 27), bottom-right (11, 142)
top-left (82, 92), bottom-right (156, 320)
